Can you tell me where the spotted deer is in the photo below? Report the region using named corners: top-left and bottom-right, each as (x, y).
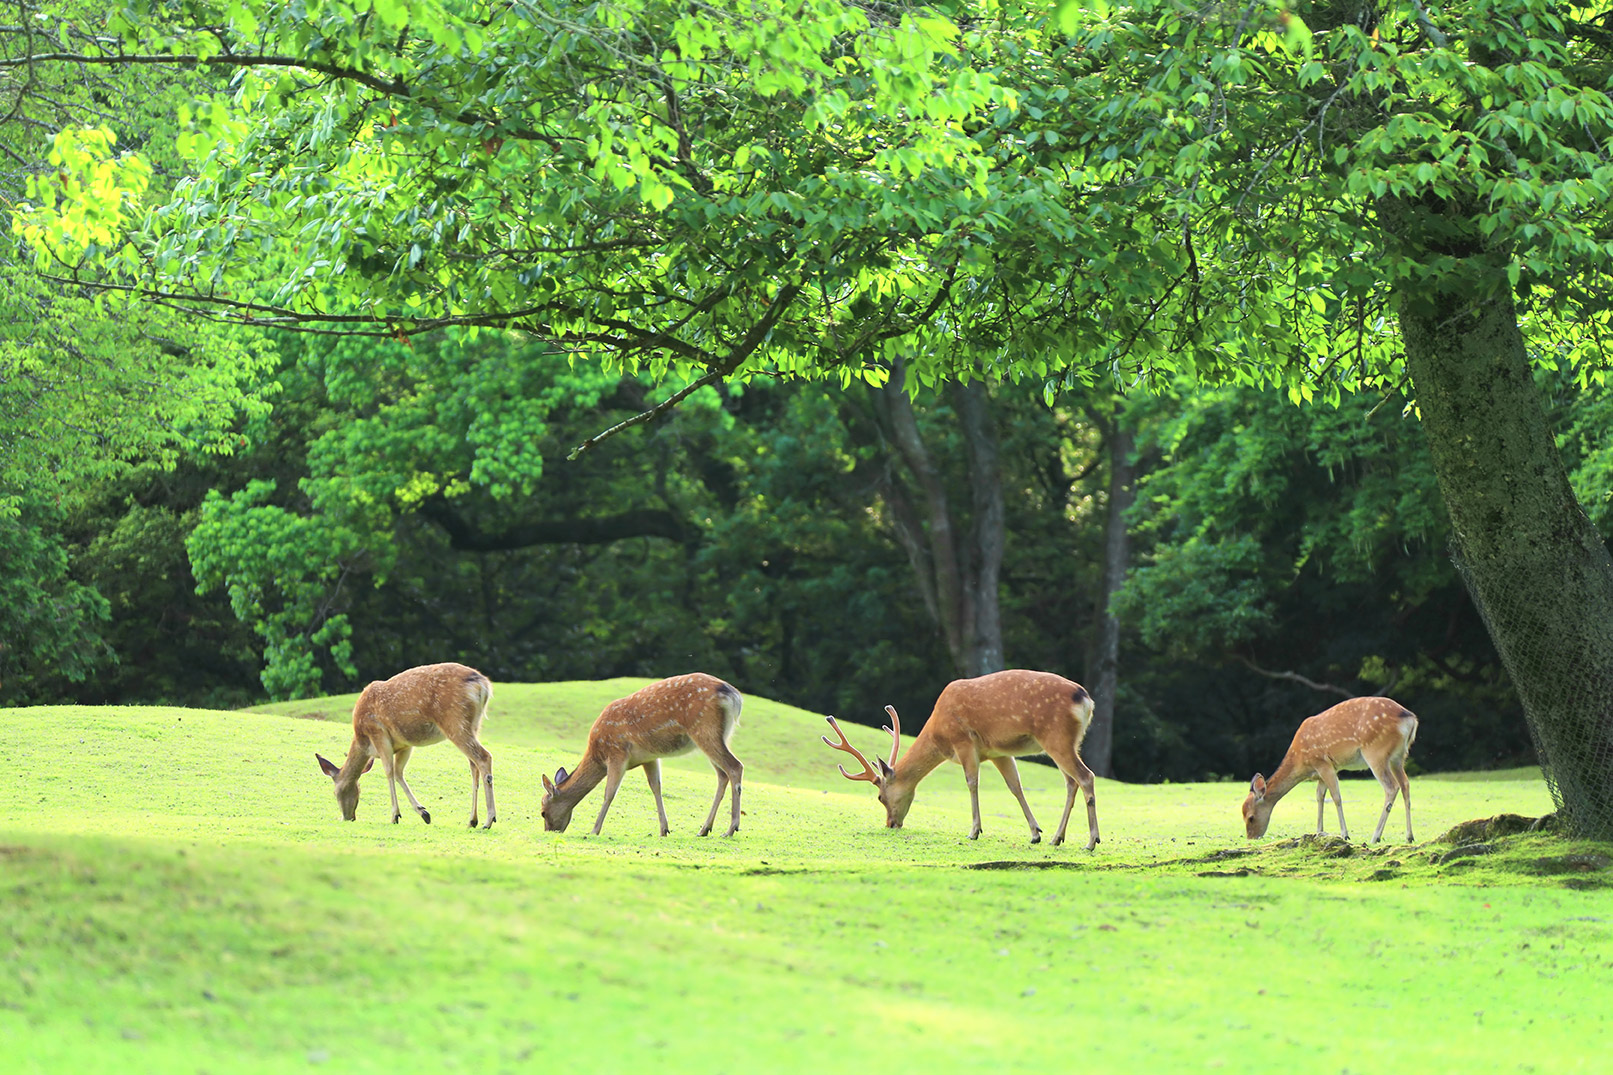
top-left (315, 662), bottom-right (496, 827)
top-left (822, 669), bottom-right (1101, 849)
top-left (540, 673), bottom-right (744, 836)
top-left (1241, 696), bottom-right (1418, 842)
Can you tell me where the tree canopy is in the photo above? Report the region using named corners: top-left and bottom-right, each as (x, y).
top-left (9, 0), bottom-right (1613, 825)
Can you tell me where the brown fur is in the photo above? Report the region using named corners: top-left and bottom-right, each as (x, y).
top-left (827, 669), bottom-right (1101, 849)
top-left (315, 662), bottom-right (496, 827)
top-left (541, 673), bottom-right (744, 837)
top-left (1241, 696), bottom-right (1418, 842)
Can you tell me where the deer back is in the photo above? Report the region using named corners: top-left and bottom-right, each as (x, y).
top-left (353, 662), bottom-right (492, 748)
top-left (584, 673), bottom-right (741, 764)
top-left (920, 669), bottom-right (1093, 758)
top-left (1282, 696), bottom-right (1417, 777)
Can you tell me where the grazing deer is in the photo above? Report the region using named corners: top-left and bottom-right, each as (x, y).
top-left (822, 669), bottom-right (1101, 849)
top-left (315, 662), bottom-right (496, 828)
top-left (1241, 696), bottom-right (1418, 842)
top-left (540, 673), bottom-right (744, 837)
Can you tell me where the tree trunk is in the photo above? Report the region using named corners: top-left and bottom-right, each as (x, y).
top-left (866, 359), bottom-right (1006, 679)
top-left (1083, 403), bottom-right (1134, 778)
top-left (951, 380), bottom-right (1006, 676)
top-left (1400, 275), bottom-right (1613, 838)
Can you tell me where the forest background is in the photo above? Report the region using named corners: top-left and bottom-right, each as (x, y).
top-left (7, 0), bottom-right (1613, 790)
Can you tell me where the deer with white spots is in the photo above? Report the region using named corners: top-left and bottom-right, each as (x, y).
top-left (821, 669), bottom-right (1101, 849)
top-left (540, 673), bottom-right (744, 836)
top-left (315, 662), bottom-right (497, 827)
top-left (1241, 696), bottom-right (1419, 842)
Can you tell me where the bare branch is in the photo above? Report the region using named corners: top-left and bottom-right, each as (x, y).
top-left (1234, 654), bottom-right (1354, 699)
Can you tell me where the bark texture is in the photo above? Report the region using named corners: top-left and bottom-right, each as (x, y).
top-left (869, 357), bottom-right (1006, 678)
top-left (1082, 403), bottom-right (1134, 778)
top-left (1400, 276), bottom-right (1613, 837)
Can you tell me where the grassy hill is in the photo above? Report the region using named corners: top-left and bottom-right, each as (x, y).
top-left (3, 680), bottom-right (1608, 1073)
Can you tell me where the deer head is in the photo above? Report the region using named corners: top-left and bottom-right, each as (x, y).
top-left (822, 706), bottom-right (913, 827)
top-left (540, 767), bottom-right (575, 832)
top-left (317, 752), bottom-right (374, 822)
top-left (1241, 773), bottom-right (1273, 838)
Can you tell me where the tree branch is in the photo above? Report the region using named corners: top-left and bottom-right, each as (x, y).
top-left (0, 49), bottom-right (410, 96)
top-left (1234, 654), bottom-right (1354, 699)
top-left (419, 501), bottom-right (691, 549)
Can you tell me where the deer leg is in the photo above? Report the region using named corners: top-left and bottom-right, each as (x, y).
top-left (1316, 765), bottom-right (1347, 841)
top-left (1394, 760), bottom-right (1413, 841)
top-left (444, 728), bottom-right (494, 829)
top-left (389, 746), bottom-right (432, 824)
top-left (643, 760), bottom-right (671, 837)
top-left (991, 757), bottom-right (1041, 844)
top-left (698, 770), bottom-right (729, 837)
top-left (1367, 760), bottom-right (1402, 844)
top-left (1042, 741), bottom-right (1099, 850)
top-left (1073, 757), bottom-right (1100, 851)
top-left (1315, 780), bottom-right (1328, 835)
top-left (592, 757), bottom-right (628, 835)
top-left (466, 743), bottom-right (494, 829)
top-left (694, 731), bottom-right (744, 837)
top-left (961, 752), bottom-right (983, 840)
top-left (369, 734), bottom-right (406, 824)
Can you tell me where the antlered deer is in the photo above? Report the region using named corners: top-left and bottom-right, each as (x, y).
top-left (315, 662), bottom-right (496, 827)
top-left (540, 673), bottom-right (744, 836)
top-left (822, 669), bottom-right (1101, 849)
top-left (1241, 696), bottom-right (1418, 842)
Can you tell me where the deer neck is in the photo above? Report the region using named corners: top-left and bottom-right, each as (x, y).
top-left (891, 733), bottom-right (948, 792)
top-left (555, 751), bottom-right (608, 808)
top-left (335, 739), bottom-right (373, 791)
top-left (1263, 753), bottom-right (1314, 805)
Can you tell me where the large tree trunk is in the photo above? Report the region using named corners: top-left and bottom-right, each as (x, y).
top-left (867, 358), bottom-right (1006, 678)
top-left (1400, 275), bottom-right (1613, 838)
top-left (1082, 403), bottom-right (1134, 779)
top-left (951, 380), bottom-right (1006, 675)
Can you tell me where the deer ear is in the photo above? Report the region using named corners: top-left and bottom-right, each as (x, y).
top-left (555, 767), bottom-right (569, 786)
top-left (876, 758), bottom-right (894, 780)
top-left (1250, 773), bottom-right (1267, 799)
top-left (541, 773), bottom-right (555, 794)
top-left (316, 753), bottom-right (340, 780)
top-left (362, 757), bottom-right (375, 774)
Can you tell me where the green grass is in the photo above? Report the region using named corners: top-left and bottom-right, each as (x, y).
top-left (3, 681), bottom-right (1610, 1073)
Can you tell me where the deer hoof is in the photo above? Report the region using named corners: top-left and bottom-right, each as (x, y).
top-left (420, 810), bottom-right (432, 825)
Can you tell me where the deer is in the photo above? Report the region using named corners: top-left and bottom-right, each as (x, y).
top-left (1241, 696), bottom-right (1419, 843)
top-left (315, 662), bottom-right (496, 828)
top-left (822, 669), bottom-right (1101, 849)
top-left (540, 673), bottom-right (745, 837)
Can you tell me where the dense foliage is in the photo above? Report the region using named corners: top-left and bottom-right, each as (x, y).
top-left (9, 0), bottom-right (1613, 794)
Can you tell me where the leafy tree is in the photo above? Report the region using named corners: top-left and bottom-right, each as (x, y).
top-left (0, 1), bottom-right (268, 693)
top-left (1046, 0), bottom-right (1613, 830)
top-left (15, 0), bottom-right (1613, 825)
top-left (10, 0), bottom-right (1001, 387)
top-left (0, 504), bottom-right (112, 701)
top-left (1113, 383), bottom-right (1530, 775)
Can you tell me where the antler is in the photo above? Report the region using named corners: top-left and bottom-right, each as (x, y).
top-left (882, 705), bottom-right (902, 768)
top-left (822, 716), bottom-right (881, 783)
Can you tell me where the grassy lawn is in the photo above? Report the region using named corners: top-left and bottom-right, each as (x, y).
top-left (3, 681), bottom-right (1609, 1073)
